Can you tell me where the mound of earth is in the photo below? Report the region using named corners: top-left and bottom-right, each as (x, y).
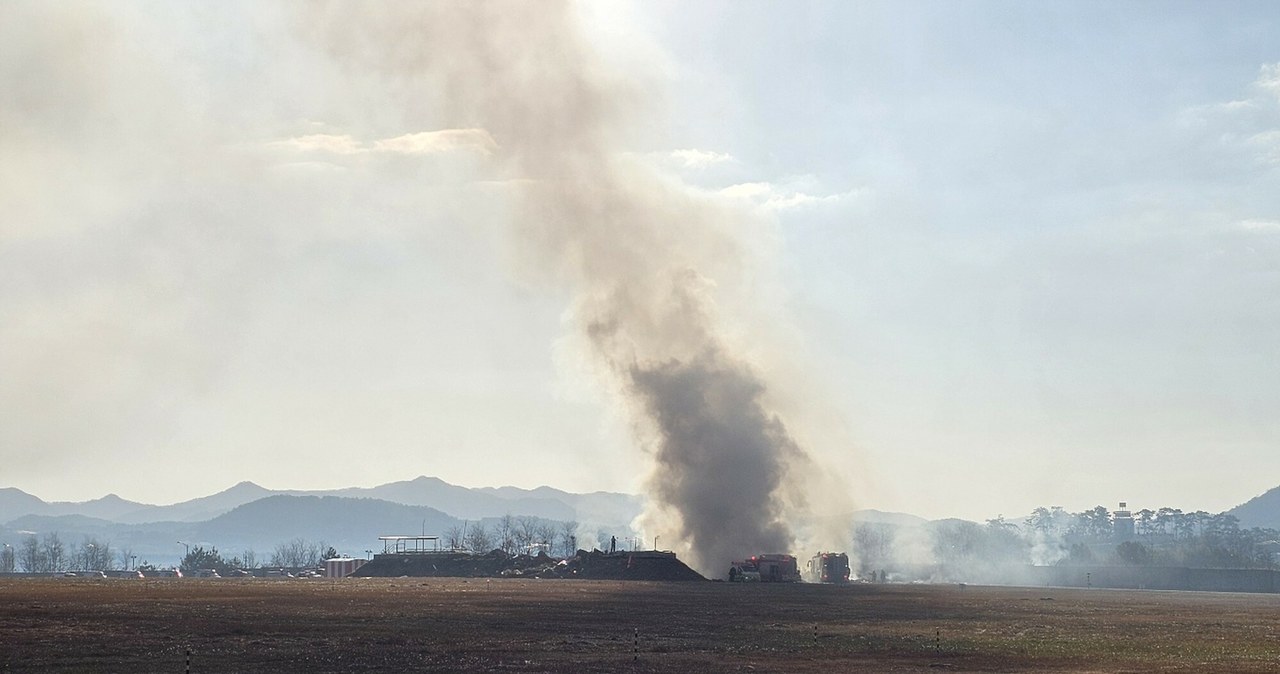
top-left (350, 549), bottom-right (705, 581)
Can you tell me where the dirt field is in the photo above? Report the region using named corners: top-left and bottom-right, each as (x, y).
top-left (2, 577), bottom-right (1279, 673)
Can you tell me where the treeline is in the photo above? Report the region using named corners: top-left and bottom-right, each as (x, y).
top-left (1024, 505), bottom-right (1278, 569)
top-left (853, 505), bottom-right (1280, 574)
top-left (177, 538), bottom-right (340, 574)
top-left (0, 532), bottom-right (355, 574)
top-left (2, 533), bottom-right (135, 573)
top-left (443, 516), bottom-right (579, 557)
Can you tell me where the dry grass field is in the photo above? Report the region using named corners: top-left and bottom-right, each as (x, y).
top-left (2, 577), bottom-right (1279, 672)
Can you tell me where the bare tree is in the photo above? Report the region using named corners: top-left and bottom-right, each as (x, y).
top-left (304, 540), bottom-right (325, 567)
top-left (19, 535), bottom-right (43, 572)
top-left (241, 548), bottom-right (257, 569)
top-left (76, 537), bottom-right (112, 571)
top-left (42, 533), bottom-right (65, 572)
top-left (853, 523), bottom-right (893, 571)
top-left (497, 514), bottom-right (516, 555)
top-left (445, 524), bottom-right (465, 551)
top-left (271, 538), bottom-right (310, 568)
top-left (535, 523), bottom-right (557, 555)
top-left (559, 520), bottom-right (579, 557)
top-left (116, 547), bottom-right (135, 571)
top-left (1, 543), bottom-right (15, 573)
top-left (515, 517), bottom-right (538, 553)
top-left (464, 523), bottom-right (493, 553)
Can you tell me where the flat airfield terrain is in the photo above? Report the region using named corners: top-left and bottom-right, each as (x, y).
top-left (2, 577), bottom-right (1278, 672)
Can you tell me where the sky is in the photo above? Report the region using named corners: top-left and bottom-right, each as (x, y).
top-left (2, 1), bottom-right (1278, 522)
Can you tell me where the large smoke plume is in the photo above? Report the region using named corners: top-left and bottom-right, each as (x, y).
top-left (313, 1), bottom-right (835, 574)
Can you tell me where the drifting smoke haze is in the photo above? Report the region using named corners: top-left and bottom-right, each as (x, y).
top-left (309, 1), bottom-right (841, 574)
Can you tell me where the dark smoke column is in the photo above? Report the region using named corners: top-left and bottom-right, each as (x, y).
top-left (314, 1), bottom-right (825, 575)
top-left (629, 348), bottom-right (800, 572)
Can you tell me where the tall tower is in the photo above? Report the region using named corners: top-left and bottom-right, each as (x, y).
top-left (1113, 501), bottom-right (1135, 540)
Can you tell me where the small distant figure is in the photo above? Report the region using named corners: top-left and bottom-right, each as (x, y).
top-left (609, 536), bottom-right (617, 554)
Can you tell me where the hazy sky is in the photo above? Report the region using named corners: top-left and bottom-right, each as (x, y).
top-left (3, 1), bottom-right (1278, 521)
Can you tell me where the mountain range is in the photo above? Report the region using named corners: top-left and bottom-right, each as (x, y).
top-left (0, 476), bottom-right (643, 566)
top-left (4, 477), bottom-right (1277, 567)
top-left (0, 476), bottom-right (638, 527)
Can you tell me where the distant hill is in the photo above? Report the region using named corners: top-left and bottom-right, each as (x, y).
top-left (194, 495), bottom-right (461, 555)
top-left (0, 488), bottom-right (152, 523)
top-left (477, 484), bottom-right (644, 528)
top-left (326, 476), bottom-right (578, 522)
top-left (0, 488), bottom-right (45, 523)
top-left (1227, 485), bottom-right (1280, 530)
top-left (851, 509), bottom-right (930, 528)
top-left (116, 481), bottom-right (278, 524)
top-left (0, 476), bottom-right (641, 530)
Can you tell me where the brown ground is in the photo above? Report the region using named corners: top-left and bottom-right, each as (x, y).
top-left (2, 577), bottom-right (1278, 672)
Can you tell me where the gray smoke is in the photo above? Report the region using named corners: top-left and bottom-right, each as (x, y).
top-left (628, 349), bottom-right (799, 570)
top-left (311, 1), bottom-right (828, 574)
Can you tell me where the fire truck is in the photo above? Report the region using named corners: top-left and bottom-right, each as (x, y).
top-left (805, 552), bottom-right (851, 583)
top-left (728, 554), bottom-right (801, 582)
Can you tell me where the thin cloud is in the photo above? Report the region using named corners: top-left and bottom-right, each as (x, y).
top-left (269, 128), bottom-right (497, 157)
top-left (1238, 218), bottom-right (1280, 232)
top-left (1183, 62), bottom-right (1280, 164)
top-left (1257, 63), bottom-right (1280, 101)
top-left (669, 148), bottom-right (734, 169)
top-left (271, 133), bottom-right (364, 154)
top-left (719, 181), bottom-right (856, 213)
top-left (373, 129), bottom-right (497, 155)
top-left (1249, 129), bottom-right (1280, 164)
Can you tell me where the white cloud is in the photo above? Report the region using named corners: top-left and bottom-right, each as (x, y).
top-left (718, 181), bottom-right (773, 200)
top-left (1185, 63), bottom-right (1280, 164)
top-left (269, 128), bottom-right (496, 157)
top-left (1257, 63), bottom-right (1280, 101)
top-left (1238, 218), bottom-right (1280, 232)
top-left (373, 128), bottom-right (497, 155)
top-left (718, 181), bottom-right (857, 213)
top-left (1249, 129), bottom-right (1280, 164)
top-left (271, 133), bottom-right (364, 154)
top-left (669, 148), bottom-right (733, 169)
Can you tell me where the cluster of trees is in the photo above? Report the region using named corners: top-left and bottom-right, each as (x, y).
top-left (179, 538), bottom-right (339, 573)
top-left (1026, 505), bottom-right (1279, 569)
top-left (853, 505), bottom-right (1279, 574)
top-left (443, 517), bottom-right (579, 557)
top-left (3, 534), bottom-right (137, 573)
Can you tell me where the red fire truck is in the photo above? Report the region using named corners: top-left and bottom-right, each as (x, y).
top-left (728, 554), bottom-right (802, 582)
top-left (805, 552), bottom-right (851, 583)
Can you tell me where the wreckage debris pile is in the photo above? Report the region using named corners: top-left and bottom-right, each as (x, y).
top-left (350, 549), bottom-right (705, 581)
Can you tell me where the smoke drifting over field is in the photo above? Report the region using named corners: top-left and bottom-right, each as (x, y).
top-left (311, 1), bottom-right (832, 573)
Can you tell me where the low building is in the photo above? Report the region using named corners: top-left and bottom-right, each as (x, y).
top-left (324, 557), bottom-right (368, 578)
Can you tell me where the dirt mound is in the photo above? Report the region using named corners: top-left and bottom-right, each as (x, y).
top-left (561, 550), bottom-right (705, 581)
top-left (351, 549), bottom-right (705, 581)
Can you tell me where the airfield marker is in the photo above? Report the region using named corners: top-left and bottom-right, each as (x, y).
top-left (185, 647), bottom-right (191, 673)
top-left (633, 627), bottom-right (638, 662)
top-left (935, 629), bottom-right (940, 652)
top-left (813, 623), bottom-right (818, 645)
